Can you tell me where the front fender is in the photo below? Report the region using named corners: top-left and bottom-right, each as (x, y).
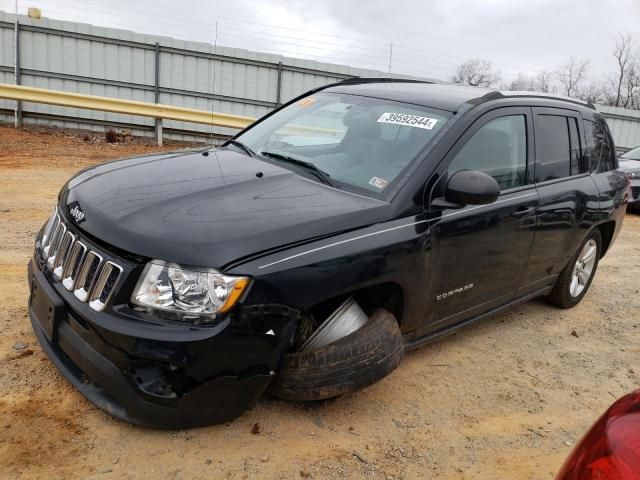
top-left (228, 216), bottom-right (432, 334)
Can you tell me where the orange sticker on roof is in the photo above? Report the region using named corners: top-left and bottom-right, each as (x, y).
top-left (297, 97), bottom-right (317, 108)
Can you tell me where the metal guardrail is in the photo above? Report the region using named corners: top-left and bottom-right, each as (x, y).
top-left (0, 83), bottom-right (255, 127)
top-left (0, 83), bottom-right (256, 145)
top-left (0, 83), bottom-right (345, 145)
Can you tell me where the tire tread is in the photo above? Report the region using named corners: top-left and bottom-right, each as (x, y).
top-left (268, 309), bottom-right (404, 401)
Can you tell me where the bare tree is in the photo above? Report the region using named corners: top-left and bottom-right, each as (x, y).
top-left (451, 59), bottom-right (501, 87)
top-left (535, 70), bottom-right (553, 93)
top-left (502, 73), bottom-right (536, 91)
top-left (623, 59), bottom-right (640, 109)
top-left (611, 33), bottom-right (635, 106)
top-left (448, 35), bottom-right (640, 109)
top-left (577, 82), bottom-right (607, 105)
top-left (555, 58), bottom-right (589, 97)
top-left (501, 70), bottom-right (554, 93)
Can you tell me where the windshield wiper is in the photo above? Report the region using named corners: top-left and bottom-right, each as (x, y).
top-left (224, 139), bottom-right (257, 158)
top-left (260, 151), bottom-right (336, 187)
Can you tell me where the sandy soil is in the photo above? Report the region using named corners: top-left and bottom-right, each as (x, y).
top-left (1, 124), bottom-right (639, 480)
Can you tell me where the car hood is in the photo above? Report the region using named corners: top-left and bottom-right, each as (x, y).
top-left (61, 149), bottom-right (390, 268)
top-left (619, 158), bottom-right (640, 172)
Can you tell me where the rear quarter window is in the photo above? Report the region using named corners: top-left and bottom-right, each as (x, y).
top-left (583, 118), bottom-right (618, 172)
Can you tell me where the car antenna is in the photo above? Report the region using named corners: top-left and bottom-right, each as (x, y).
top-left (204, 21), bottom-right (219, 155)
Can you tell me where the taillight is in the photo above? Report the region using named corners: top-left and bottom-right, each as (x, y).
top-left (556, 390), bottom-right (640, 479)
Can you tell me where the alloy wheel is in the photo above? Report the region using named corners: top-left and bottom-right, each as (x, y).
top-left (569, 239), bottom-right (597, 297)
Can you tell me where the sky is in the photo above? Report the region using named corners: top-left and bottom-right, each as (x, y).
top-left (1, 0), bottom-right (639, 83)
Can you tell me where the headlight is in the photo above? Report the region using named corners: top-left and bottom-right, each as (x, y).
top-left (628, 171), bottom-right (640, 179)
top-left (131, 260), bottom-right (249, 322)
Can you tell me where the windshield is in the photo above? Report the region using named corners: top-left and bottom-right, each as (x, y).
top-left (621, 146), bottom-right (640, 161)
top-left (234, 92), bottom-right (449, 195)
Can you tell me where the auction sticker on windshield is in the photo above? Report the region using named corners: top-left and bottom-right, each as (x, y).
top-left (377, 112), bottom-right (438, 130)
top-left (369, 176), bottom-right (389, 190)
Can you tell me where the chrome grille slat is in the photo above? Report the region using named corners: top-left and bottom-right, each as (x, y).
top-left (62, 241), bottom-right (87, 291)
top-left (74, 251), bottom-right (103, 302)
top-left (38, 209), bottom-right (123, 311)
top-left (41, 209), bottom-right (58, 249)
top-left (46, 222), bottom-right (67, 269)
top-left (53, 231), bottom-right (75, 279)
top-left (88, 262), bottom-right (123, 312)
top-left (42, 214), bottom-right (61, 258)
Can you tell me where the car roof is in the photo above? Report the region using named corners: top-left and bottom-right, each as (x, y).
top-left (324, 78), bottom-right (595, 112)
top-left (621, 146), bottom-right (640, 159)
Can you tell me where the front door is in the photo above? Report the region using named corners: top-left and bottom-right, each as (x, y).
top-left (418, 107), bottom-right (538, 335)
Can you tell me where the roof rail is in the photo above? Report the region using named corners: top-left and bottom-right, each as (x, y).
top-left (481, 90), bottom-right (595, 109)
top-left (335, 77), bottom-right (436, 86)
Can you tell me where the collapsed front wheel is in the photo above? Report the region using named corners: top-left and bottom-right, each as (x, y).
top-left (547, 229), bottom-right (602, 309)
top-left (268, 309), bottom-right (404, 402)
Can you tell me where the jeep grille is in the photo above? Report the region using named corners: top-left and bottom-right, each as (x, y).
top-left (38, 209), bottom-right (123, 312)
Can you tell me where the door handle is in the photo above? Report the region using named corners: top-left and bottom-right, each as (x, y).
top-left (511, 206), bottom-right (536, 218)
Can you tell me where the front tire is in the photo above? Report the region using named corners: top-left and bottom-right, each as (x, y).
top-left (268, 309), bottom-right (404, 402)
top-left (547, 229), bottom-right (602, 309)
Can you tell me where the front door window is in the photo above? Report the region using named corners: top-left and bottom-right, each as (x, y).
top-left (448, 115), bottom-right (527, 190)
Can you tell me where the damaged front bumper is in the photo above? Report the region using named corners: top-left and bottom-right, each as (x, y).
top-left (28, 256), bottom-right (296, 429)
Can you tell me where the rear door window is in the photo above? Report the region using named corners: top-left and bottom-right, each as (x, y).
top-left (534, 115), bottom-right (571, 181)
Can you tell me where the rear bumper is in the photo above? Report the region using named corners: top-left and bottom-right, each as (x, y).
top-left (28, 257), bottom-right (295, 429)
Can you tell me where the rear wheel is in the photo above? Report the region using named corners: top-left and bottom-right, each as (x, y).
top-left (268, 309), bottom-right (403, 402)
top-left (547, 229), bottom-right (602, 308)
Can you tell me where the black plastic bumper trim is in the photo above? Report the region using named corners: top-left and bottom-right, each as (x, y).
top-left (28, 258), bottom-right (278, 429)
top-left (31, 312), bottom-right (275, 429)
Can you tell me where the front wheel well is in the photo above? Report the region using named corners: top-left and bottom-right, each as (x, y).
top-left (308, 283), bottom-right (405, 326)
top-left (297, 283), bottom-right (405, 345)
top-left (352, 282), bottom-right (405, 326)
top-left (596, 221), bottom-right (616, 257)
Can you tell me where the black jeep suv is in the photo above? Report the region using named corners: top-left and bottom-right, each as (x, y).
top-left (28, 79), bottom-right (630, 428)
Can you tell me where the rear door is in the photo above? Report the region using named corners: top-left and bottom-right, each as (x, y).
top-left (521, 107), bottom-right (600, 295)
top-left (421, 107), bottom-right (539, 334)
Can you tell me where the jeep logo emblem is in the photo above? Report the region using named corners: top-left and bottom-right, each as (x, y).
top-left (68, 202), bottom-right (86, 224)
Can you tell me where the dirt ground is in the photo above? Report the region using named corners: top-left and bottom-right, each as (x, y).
top-left (0, 124), bottom-right (639, 480)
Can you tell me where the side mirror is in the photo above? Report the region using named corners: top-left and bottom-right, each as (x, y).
top-left (433, 170), bottom-right (500, 208)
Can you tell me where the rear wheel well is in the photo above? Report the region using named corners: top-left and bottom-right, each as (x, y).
top-left (596, 221), bottom-right (616, 257)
